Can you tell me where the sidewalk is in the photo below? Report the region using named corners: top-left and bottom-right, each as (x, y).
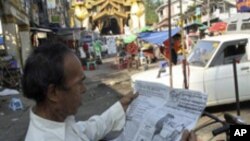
top-left (1, 56), bottom-right (250, 141)
top-left (0, 95), bottom-right (34, 141)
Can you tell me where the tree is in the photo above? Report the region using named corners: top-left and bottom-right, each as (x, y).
top-left (144, 0), bottom-right (162, 25)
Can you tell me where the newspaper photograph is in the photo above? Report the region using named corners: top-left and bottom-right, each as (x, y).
top-left (112, 80), bottom-right (207, 141)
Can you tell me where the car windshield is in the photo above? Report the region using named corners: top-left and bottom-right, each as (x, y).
top-left (188, 40), bottom-right (219, 67)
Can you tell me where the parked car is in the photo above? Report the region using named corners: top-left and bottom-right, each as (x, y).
top-left (132, 34), bottom-right (250, 106)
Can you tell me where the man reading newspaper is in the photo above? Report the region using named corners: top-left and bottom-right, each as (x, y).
top-left (112, 81), bottom-right (206, 141)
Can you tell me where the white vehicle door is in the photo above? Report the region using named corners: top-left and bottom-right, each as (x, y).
top-left (188, 40), bottom-right (219, 105)
top-left (205, 39), bottom-right (250, 105)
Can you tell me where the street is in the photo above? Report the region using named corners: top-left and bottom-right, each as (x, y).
top-left (0, 56), bottom-right (250, 141)
top-left (0, 56), bottom-right (151, 141)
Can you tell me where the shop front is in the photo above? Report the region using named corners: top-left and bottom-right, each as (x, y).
top-left (1, 1), bottom-right (31, 68)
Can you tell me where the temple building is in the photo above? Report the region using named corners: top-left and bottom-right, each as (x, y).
top-left (69, 0), bottom-right (145, 35)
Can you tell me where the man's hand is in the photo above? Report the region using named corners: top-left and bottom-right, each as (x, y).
top-left (120, 92), bottom-right (138, 111)
top-left (180, 130), bottom-right (198, 141)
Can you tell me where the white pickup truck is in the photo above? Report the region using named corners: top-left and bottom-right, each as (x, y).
top-left (132, 34), bottom-right (250, 106)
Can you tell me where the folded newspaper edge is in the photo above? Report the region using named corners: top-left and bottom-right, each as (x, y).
top-left (112, 80), bottom-right (208, 141)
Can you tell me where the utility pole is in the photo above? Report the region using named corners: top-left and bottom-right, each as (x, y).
top-left (168, 0), bottom-right (173, 88)
top-left (180, 0), bottom-right (188, 89)
top-left (62, 0), bottom-right (70, 27)
top-left (207, 0), bottom-right (210, 27)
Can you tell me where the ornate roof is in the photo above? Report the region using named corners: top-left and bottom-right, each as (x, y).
top-left (83, 0), bottom-right (143, 21)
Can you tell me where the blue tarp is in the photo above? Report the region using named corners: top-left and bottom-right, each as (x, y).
top-left (138, 27), bottom-right (180, 45)
top-left (0, 36), bottom-right (3, 45)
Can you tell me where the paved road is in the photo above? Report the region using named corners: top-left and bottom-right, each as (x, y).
top-left (196, 101), bottom-right (250, 141)
top-left (0, 56), bottom-right (144, 141)
top-left (0, 56), bottom-right (249, 141)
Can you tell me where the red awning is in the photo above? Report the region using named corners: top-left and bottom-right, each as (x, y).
top-left (209, 22), bottom-right (227, 32)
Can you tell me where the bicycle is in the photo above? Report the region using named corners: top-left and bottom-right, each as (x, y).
top-left (0, 57), bottom-right (21, 89)
top-left (194, 111), bottom-right (246, 141)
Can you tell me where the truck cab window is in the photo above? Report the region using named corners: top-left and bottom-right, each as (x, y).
top-left (210, 40), bottom-right (248, 67)
top-left (223, 43), bottom-right (246, 64)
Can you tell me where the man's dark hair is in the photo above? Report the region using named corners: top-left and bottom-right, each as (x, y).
top-left (22, 42), bottom-right (72, 103)
top-left (173, 33), bottom-right (181, 40)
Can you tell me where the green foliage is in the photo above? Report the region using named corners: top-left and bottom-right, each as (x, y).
top-left (144, 0), bottom-right (162, 26)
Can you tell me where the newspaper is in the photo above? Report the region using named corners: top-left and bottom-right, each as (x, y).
top-left (112, 80), bottom-right (207, 141)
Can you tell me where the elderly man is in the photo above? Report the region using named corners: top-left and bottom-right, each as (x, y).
top-left (22, 42), bottom-right (137, 141)
top-left (22, 42), bottom-right (197, 141)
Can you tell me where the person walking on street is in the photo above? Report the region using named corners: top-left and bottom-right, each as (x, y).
top-left (163, 34), bottom-right (182, 65)
top-left (93, 40), bottom-right (102, 59)
top-left (78, 46), bottom-right (87, 66)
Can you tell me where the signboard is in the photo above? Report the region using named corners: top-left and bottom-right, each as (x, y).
top-left (51, 15), bottom-right (61, 23)
top-left (237, 0), bottom-right (250, 12)
top-left (47, 0), bottom-right (56, 9)
top-left (0, 35), bottom-right (4, 45)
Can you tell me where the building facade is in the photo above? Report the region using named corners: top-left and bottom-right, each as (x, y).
top-left (0, 0), bottom-right (72, 67)
top-left (155, 0), bottom-right (237, 29)
top-left (155, 0), bottom-right (194, 29)
top-left (0, 0), bottom-right (31, 67)
top-left (69, 0), bottom-right (146, 35)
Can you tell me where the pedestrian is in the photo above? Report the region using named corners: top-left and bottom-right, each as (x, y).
top-left (78, 46), bottom-right (87, 66)
top-left (126, 41), bottom-right (139, 69)
top-left (22, 42), bottom-right (138, 141)
top-left (117, 47), bottom-right (127, 65)
top-left (163, 34), bottom-right (182, 65)
top-left (83, 42), bottom-right (89, 58)
top-left (93, 40), bottom-right (102, 59)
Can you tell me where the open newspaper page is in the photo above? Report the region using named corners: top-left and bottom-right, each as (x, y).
top-left (112, 80), bottom-right (207, 141)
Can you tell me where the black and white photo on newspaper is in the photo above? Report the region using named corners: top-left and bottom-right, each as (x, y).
top-left (112, 80), bottom-right (207, 141)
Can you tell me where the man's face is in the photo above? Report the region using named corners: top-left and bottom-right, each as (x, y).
top-left (57, 53), bottom-right (86, 116)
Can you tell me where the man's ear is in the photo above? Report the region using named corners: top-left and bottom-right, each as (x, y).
top-left (47, 84), bottom-right (60, 102)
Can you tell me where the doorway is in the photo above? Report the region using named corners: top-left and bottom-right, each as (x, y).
top-left (101, 17), bottom-right (120, 35)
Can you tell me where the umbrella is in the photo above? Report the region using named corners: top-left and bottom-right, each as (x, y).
top-left (123, 34), bottom-right (137, 44)
top-left (209, 22), bottom-right (227, 32)
top-left (199, 25), bottom-right (208, 30)
top-left (140, 26), bottom-right (153, 32)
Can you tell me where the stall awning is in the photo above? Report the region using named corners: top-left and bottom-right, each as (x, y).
top-left (184, 21), bottom-right (204, 29)
top-left (208, 22), bottom-right (227, 32)
top-left (30, 27), bottom-right (53, 32)
top-left (138, 27), bottom-right (180, 45)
